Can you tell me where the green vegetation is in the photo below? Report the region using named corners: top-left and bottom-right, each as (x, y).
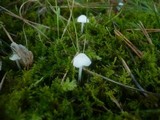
top-left (0, 0), bottom-right (160, 119)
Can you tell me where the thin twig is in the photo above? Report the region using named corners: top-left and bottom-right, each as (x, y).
top-left (1, 25), bottom-right (14, 43)
top-left (120, 57), bottom-right (148, 96)
top-left (126, 28), bottom-right (160, 33)
top-left (114, 29), bottom-right (143, 58)
top-left (61, 70), bottom-right (68, 84)
top-left (138, 21), bottom-right (153, 45)
top-left (83, 68), bottom-right (160, 97)
top-left (0, 6), bottom-right (50, 39)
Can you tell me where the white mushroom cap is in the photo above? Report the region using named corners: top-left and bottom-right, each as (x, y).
top-left (77, 15), bottom-right (89, 23)
top-left (118, 2), bottom-right (124, 6)
top-left (73, 53), bottom-right (91, 68)
top-left (9, 53), bottom-right (21, 61)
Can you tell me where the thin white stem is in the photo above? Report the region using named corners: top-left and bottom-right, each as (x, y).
top-left (15, 60), bottom-right (21, 70)
top-left (78, 67), bottom-right (83, 81)
top-left (81, 23), bottom-right (84, 33)
top-left (0, 72), bottom-right (7, 90)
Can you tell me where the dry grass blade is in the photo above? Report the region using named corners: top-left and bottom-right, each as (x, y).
top-left (138, 21), bottom-right (153, 45)
top-left (83, 68), bottom-right (160, 97)
top-left (0, 6), bottom-right (50, 39)
top-left (1, 25), bottom-right (14, 43)
top-left (120, 57), bottom-right (147, 96)
top-left (0, 72), bottom-right (7, 90)
top-left (114, 29), bottom-right (143, 58)
top-left (0, 6), bottom-right (49, 29)
top-left (83, 68), bottom-right (141, 91)
top-left (61, 70), bottom-right (68, 84)
top-left (68, 1), bottom-right (110, 8)
top-left (126, 28), bottom-right (160, 33)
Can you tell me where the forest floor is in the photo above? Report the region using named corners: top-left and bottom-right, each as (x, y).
top-left (0, 0), bottom-right (160, 119)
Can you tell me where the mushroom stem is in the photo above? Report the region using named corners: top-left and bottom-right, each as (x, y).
top-left (15, 60), bottom-right (21, 70)
top-left (81, 23), bottom-right (84, 33)
top-left (78, 67), bottom-right (83, 81)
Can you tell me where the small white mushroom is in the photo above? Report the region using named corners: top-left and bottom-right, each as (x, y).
top-left (9, 53), bottom-right (21, 69)
top-left (116, 2), bottom-right (124, 11)
top-left (10, 42), bottom-right (33, 69)
top-left (9, 53), bottom-right (21, 61)
top-left (73, 53), bottom-right (91, 81)
top-left (77, 15), bottom-right (89, 33)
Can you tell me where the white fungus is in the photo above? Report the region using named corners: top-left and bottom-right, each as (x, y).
top-left (10, 42), bottom-right (33, 69)
top-left (73, 53), bottom-right (91, 81)
top-left (77, 15), bottom-right (89, 33)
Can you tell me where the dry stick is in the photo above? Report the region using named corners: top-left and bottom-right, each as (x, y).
top-left (61, 70), bottom-right (68, 84)
top-left (120, 58), bottom-right (148, 97)
top-left (83, 68), bottom-right (160, 97)
top-left (114, 29), bottom-right (143, 58)
top-left (138, 21), bottom-right (153, 45)
top-left (1, 25), bottom-right (14, 43)
top-left (126, 29), bottom-right (160, 33)
top-left (0, 6), bottom-right (49, 39)
top-left (0, 6), bottom-right (49, 29)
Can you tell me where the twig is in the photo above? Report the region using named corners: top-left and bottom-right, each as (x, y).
top-left (138, 21), bottom-right (153, 45)
top-left (114, 29), bottom-right (143, 58)
top-left (0, 6), bottom-right (50, 39)
top-left (61, 70), bottom-right (68, 84)
top-left (1, 25), bottom-right (14, 43)
top-left (120, 57), bottom-right (148, 96)
top-left (126, 28), bottom-right (160, 33)
top-left (83, 68), bottom-right (160, 97)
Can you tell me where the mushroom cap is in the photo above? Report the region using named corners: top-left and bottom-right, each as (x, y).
top-left (9, 53), bottom-right (21, 61)
top-left (73, 53), bottom-right (91, 68)
top-left (118, 2), bottom-right (124, 6)
top-left (77, 15), bottom-right (89, 23)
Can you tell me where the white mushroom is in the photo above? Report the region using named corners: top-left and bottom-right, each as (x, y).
top-left (77, 15), bottom-right (89, 33)
top-left (73, 53), bottom-right (91, 81)
top-left (9, 53), bottom-right (21, 61)
top-left (9, 42), bottom-right (33, 69)
top-left (116, 2), bottom-right (124, 11)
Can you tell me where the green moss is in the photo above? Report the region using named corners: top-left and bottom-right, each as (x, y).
top-left (0, 0), bottom-right (160, 119)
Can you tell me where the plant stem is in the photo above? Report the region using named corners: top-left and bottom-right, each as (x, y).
top-left (78, 67), bottom-right (83, 81)
top-left (16, 60), bottom-right (21, 70)
top-left (81, 23), bottom-right (84, 33)
top-left (0, 72), bottom-right (7, 90)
